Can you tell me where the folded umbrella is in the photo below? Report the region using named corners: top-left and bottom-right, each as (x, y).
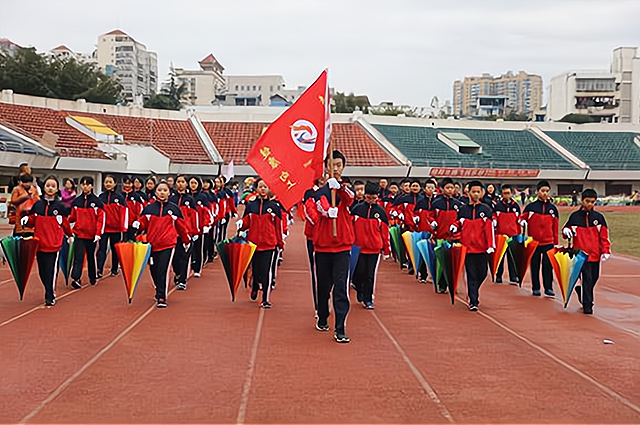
top-left (489, 234), bottom-right (509, 281)
top-left (349, 245), bottom-right (361, 281)
top-left (411, 231), bottom-right (429, 277)
top-left (417, 238), bottom-right (436, 283)
top-left (114, 241), bottom-right (151, 304)
top-left (507, 234), bottom-right (539, 287)
top-left (547, 246), bottom-right (589, 308)
top-left (58, 237), bottom-right (75, 286)
top-left (1, 236), bottom-right (39, 300)
top-left (389, 225), bottom-right (405, 269)
top-left (217, 237), bottom-right (257, 301)
top-left (402, 231), bottom-right (418, 274)
top-left (434, 241), bottom-right (467, 304)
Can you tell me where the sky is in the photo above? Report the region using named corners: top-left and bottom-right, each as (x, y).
top-left (3, 0), bottom-right (639, 108)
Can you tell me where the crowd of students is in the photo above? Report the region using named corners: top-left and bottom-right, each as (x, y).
top-left (8, 156), bottom-right (612, 343)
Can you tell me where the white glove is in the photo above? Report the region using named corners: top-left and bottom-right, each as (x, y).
top-left (192, 234), bottom-right (199, 241)
top-left (486, 247), bottom-right (495, 254)
top-left (518, 220), bottom-right (527, 228)
top-left (68, 236), bottom-right (74, 245)
top-left (238, 231), bottom-right (248, 239)
top-left (554, 244), bottom-right (564, 249)
top-left (398, 213), bottom-right (405, 221)
top-left (601, 253), bottom-right (610, 262)
top-left (562, 228), bottom-right (574, 239)
top-left (56, 215), bottom-right (63, 225)
top-left (449, 224), bottom-right (458, 233)
top-left (20, 216), bottom-right (29, 226)
top-left (327, 178), bottom-right (341, 190)
top-left (328, 207), bottom-right (338, 218)
top-left (70, 222), bottom-right (75, 229)
top-left (94, 235), bottom-right (101, 243)
top-left (391, 210), bottom-right (398, 218)
top-left (131, 220), bottom-right (140, 229)
top-left (430, 221), bottom-right (438, 230)
top-left (221, 218), bottom-right (227, 225)
top-left (288, 218), bottom-right (294, 227)
top-left (382, 254), bottom-right (390, 260)
top-left (183, 243), bottom-right (191, 251)
top-left (413, 216), bottom-right (420, 224)
top-left (235, 219), bottom-right (243, 229)
top-left (492, 219), bottom-right (497, 228)
top-left (203, 226), bottom-right (211, 234)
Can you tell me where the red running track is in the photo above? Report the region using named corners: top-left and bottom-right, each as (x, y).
top-left (1, 221), bottom-right (639, 424)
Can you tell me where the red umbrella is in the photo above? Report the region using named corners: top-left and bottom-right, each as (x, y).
top-left (1, 236), bottom-right (40, 300)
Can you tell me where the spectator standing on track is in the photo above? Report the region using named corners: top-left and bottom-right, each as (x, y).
top-left (351, 182), bottom-right (390, 309)
top-left (519, 180), bottom-right (558, 298)
top-left (69, 176), bottom-right (105, 289)
top-left (562, 189), bottom-right (611, 314)
top-left (132, 181), bottom-right (191, 308)
top-left (10, 174), bottom-right (39, 237)
top-left (22, 176), bottom-right (72, 306)
top-left (61, 178), bottom-right (77, 209)
top-left (450, 180), bottom-right (495, 311)
top-left (493, 184), bottom-right (521, 285)
top-left (313, 150), bottom-right (355, 343)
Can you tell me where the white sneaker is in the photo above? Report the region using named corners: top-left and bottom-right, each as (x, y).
top-left (194, 272), bottom-right (201, 278)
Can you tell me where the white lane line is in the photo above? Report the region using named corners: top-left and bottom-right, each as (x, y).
top-left (0, 286), bottom-right (87, 328)
top-left (236, 308), bottom-right (265, 425)
top-left (456, 296), bottom-right (640, 416)
top-left (371, 311), bottom-right (455, 423)
top-left (18, 289), bottom-right (176, 424)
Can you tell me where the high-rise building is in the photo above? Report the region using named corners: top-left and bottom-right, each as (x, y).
top-left (453, 71), bottom-right (543, 117)
top-left (49, 45), bottom-right (97, 65)
top-left (96, 29), bottom-right (158, 102)
top-left (174, 54), bottom-right (225, 106)
top-left (611, 47), bottom-right (640, 124)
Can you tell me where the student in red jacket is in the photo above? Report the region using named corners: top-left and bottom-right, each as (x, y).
top-left (493, 184), bottom-right (521, 284)
top-left (202, 178), bottom-right (219, 263)
top-left (189, 176), bottom-right (213, 277)
top-left (519, 180), bottom-right (558, 297)
top-left (431, 177), bottom-right (464, 293)
top-left (144, 176), bottom-right (157, 203)
top-left (69, 176), bottom-right (105, 289)
top-left (562, 189), bottom-right (611, 314)
top-left (22, 176), bottom-right (72, 306)
top-left (450, 181), bottom-right (495, 311)
top-left (351, 182), bottom-right (390, 309)
top-left (169, 175), bottom-right (198, 290)
top-left (313, 150), bottom-right (355, 343)
top-left (237, 178), bottom-right (283, 309)
top-left (302, 177), bottom-right (324, 315)
top-left (122, 175), bottom-right (146, 241)
top-left (97, 175), bottom-right (128, 278)
top-left (133, 181), bottom-right (191, 308)
top-left (413, 179), bottom-right (437, 282)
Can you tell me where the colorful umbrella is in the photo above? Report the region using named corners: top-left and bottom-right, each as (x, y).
top-left (114, 241), bottom-right (151, 303)
top-left (489, 234), bottom-right (509, 281)
top-left (402, 231), bottom-right (418, 274)
top-left (58, 237), bottom-right (75, 286)
top-left (434, 241), bottom-right (467, 304)
top-left (411, 232), bottom-right (430, 276)
top-left (507, 234), bottom-right (539, 287)
top-left (547, 247), bottom-right (588, 308)
top-left (417, 239), bottom-right (437, 283)
top-left (216, 237), bottom-right (257, 301)
top-left (389, 225), bottom-right (405, 269)
top-left (1, 236), bottom-right (40, 300)
top-left (349, 245), bottom-right (361, 281)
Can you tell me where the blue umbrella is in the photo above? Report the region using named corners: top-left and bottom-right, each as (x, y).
top-left (417, 239), bottom-right (437, 283)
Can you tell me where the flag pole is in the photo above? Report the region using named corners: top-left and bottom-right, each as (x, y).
top-left (330, 137), bottom-right (337, 237)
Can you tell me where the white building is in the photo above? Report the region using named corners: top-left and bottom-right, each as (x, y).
top-left (96, 30), bottom-right (158, 102)
top-left (0, 38), bottom-right (21, 57)
top-left (49, 45), bottom-right (97, 65)
top-left (547, 46), bottom-right (640, 124)
top-left (174, 54), bottom-right (225, 106)
top-left (224, 75), bottom-right (285, 106)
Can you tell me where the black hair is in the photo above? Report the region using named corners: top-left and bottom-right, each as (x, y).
top-left (440, 177), bottom-right (454, 188)
top-left (103, 174), bottom-right (117, 184)
top-left (353, 180), bottom-right (365, 187)
top-left (175, 174), bottom-right (188, 182)
top-left (467, 180), bottom-right (484, 190)
top-left (410, 179), bottom-right (421, 186)
top-left (365, 181), bottom-right (379, 195)
top-left (454, 182), bottom-right (461, 187)
top-left (341, 176), bottom-right (352, 184)
top-left (389, 181), bottom-right (399, 188)
top-left (156, 180), bottom-right (170, 190)
top-left (582, 188), bottom-right (598, 199)
top-left (146, 176), bottom-right (157, 185)
top-left (425, 179), bottom-right (437, 187)
top-left (133, 176), bottom-right (144, 185)
top-left (188, 175), bottom-right (203, 192)
top-left (122, 175), bottom-right (133, 184)
top-left (400, 178), bottom-right (411, 185)
top-left (324, 149), bottom-right (346, 167)
top-left (537, 180), bottom-right (551, 191)
top-left (80, 175), bottom-right (94, 185)
top-left (19, 163), bottom-right (29, 170)
top-left (19, 174), bottom-right (34, 183)
top-left (63, 178), bottom-right (76, 189)
top-left (501, 184), bottom-right (513, 192)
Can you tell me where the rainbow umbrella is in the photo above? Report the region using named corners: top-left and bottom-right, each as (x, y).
top-left (58, 237), bottom-right (75, 286)
top-left (389, 225), bottom-right (405, 269)
top-left (402, 231), bottom-right (418, 274)
top-left (489, 234), bottom-right (509, 281)
top-left (547, 247), bottom-right (589, 308)
top-left (349, 245), bottom-right (361, 280)
top-left (114, 242), bottom-right (151, 304)
top-left (417, 239), bottom-right (437, 282)
top-left (217, 237), bottom-right (257, 301)
top-left (507, 234), bottom-right (539, 287)
top-left (1, 236), bottom-right (39, 300)
top-left (434, 241), bottom-right (467, 304)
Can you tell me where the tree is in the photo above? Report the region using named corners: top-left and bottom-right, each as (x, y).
top-left (331, 92), bottom-right (370, 113)
top-left (143, 70), bottom-right (186, 110)
top-left (0, 47), bottom-right (124, 104)
top-left (371, 105), bottom-right (426, 118)
top-left (504, 111), bottom-right (530, 121)
top-left (559, 113), bottom-right (600, 124)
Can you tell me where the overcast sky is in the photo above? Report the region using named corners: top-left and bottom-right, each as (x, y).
top-left (3, 0), bottom-right (639, 107)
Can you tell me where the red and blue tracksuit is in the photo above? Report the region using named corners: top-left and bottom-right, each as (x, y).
top-left (494, 199), bottom-right (521, 281)
top-left (97, 190), bottom-right (129, 275)
top-left (69, 193), bottom-right (105, 285)
top-left (520, 199), bottom-right (559, 293)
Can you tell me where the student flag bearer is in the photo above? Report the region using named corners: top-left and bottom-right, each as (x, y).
top-left (519, 180), bottom-right (558, 297)
top-left (562, 189), bottom-right (611, 314)
top-left (69, 176), bottom-right (105, 289)
top-left (133, 181), bottom-right (191, 308)
top-left (450, 180), bottom-right (495, 311)
top-left (351, 182), bottom-right (390, 310)
top-left (493, 184), bottom-right (521, 284)
top-left (237, 178), bottom-right (283, 309)
top-left (23, 176), bottom-right (72, 306)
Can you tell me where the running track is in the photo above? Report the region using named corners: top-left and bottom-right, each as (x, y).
top-left (1, 221), bottom-right (639, 423)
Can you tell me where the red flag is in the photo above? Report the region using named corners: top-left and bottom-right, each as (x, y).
top-left (246, 70), bottom-right (330, 210)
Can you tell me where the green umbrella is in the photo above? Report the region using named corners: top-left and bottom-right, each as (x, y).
top-left (1, 236), bottom-right (40, 300)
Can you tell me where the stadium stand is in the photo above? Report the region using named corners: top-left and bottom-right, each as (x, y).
top-left (544, 131), bottom-right (640, 170)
